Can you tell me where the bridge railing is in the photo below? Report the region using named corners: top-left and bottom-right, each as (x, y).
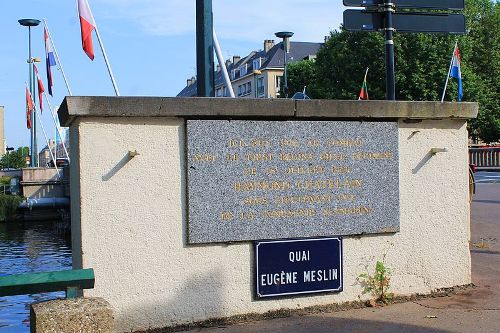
top-left (0, 268), bottom-right (94, 299)
top-left (469, 147), bottom-right (500, 169)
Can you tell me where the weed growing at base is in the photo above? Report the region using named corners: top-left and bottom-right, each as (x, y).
top-left (358, 261), bottom-right (394, 305)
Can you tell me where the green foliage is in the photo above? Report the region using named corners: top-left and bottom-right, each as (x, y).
top-left (0, 147), bottom-right (29, 169)
top-left (286, 59), bottom-right (324, 99)
top-left (358, 261), bottom-right (394, 305)
top-left (0, 176), bottom-right (11, 185)
top-left (316, 30), bottom-right (386, 100)
top-left (0, 195), bottom-right (23, 222)
top-left (290, 0), bottom-right (500, 142)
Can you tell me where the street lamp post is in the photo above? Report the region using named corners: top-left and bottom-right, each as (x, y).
top-left (19, 18), bottom-right (40, 168)
top-left (275, 31), bottom-right (294, 98)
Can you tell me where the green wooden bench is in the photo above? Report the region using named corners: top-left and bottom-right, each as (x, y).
top-left (0, 269), bottom-right (94, 299)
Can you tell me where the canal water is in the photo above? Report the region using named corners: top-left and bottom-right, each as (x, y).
top-left (0, 222), bottom-right (72, 333)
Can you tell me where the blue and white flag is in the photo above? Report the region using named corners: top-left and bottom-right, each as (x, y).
top-left (450, 44), bottom-right (463, 102)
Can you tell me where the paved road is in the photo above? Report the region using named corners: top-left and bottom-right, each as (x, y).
top-left (184, 183), bottom-right (500, 333)
top-left (474, 171), bottom-right (500, 184)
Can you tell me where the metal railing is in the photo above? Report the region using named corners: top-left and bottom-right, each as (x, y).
top-left (0, 268), bottom-right (94, 299)
top-left (469, 147), bottom-right (500, 169)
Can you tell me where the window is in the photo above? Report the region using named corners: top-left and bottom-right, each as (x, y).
top-left (238, 83), bottom-right (252, 96)
top-left (257, 77), bottom-right (265, 96)
top-left (232, 69), bottom-right (240, 80)
top-left (253, 58), bottom-right (262, 70)
top-left (240, 64), bottom-right (248, 77)
top-left (216, 88), bottom-right (222, 97)
top-left (276, 76), bottom-right (283, 89)
top-left (223, 86), bottom-right (228, 97)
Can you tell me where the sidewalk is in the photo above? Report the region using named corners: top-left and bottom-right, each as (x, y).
top-left (185, 184), bottom-right (500, 333)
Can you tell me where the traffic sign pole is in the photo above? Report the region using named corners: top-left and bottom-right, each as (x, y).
top-left (196, 0), bottom-right (215, 97)
top-left (383, 3), bottom-right (396, 100)
top-left (344, 0), bottom-right (465, 101)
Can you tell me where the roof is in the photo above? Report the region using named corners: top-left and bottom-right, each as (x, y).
top-left (177, 41), bottom-right (322, 97)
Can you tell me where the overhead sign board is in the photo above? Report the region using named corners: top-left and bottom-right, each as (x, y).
top-left (343, 10), bottom-right (466, 34)
top-left (255, 238), bottom-right (343, 298)
top-left (343, 0), bottom-right (465, 10)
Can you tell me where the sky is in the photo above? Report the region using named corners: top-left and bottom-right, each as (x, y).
top-left (0, 0), bottom-right (345, 149)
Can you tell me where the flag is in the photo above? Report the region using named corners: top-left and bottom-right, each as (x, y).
top-left (77, 0), bottom-right (96, 60)
top-left (358, 68), bottom-right (369, 100)
top-left (25, 83), bottom-right (34, 129)
top-left (44, 27), bottom-right (56, 96)
top-left (450, 44), bottom-right (463, 102)
top-left (33, 64), bottom-right (45, 112)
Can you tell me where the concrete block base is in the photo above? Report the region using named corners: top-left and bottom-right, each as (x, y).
top-left (30, 297), bottom-right (114, 333)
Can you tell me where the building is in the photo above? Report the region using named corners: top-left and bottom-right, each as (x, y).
top-left (38, 139), bottom-right (56, 167)
top-left (177, 39), bottom-right (322, 98)
top-left (38, 134), bottom-right (69, 168)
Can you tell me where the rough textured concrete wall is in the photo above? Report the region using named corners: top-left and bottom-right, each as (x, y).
top-left (70, 123), bottom-right (83, 270)
top-left (21, 168), bottom-right (65, 199)
top-left (74, 117), bottom-right (470, 332)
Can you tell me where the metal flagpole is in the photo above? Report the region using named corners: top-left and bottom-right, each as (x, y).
top-left (34, 105), bottom-right (60, 177)
top-left (359, 67), bottom-right (369, 100)
top-left (213, 28), bottom-right (235, 98)
top-left (43, 92), bottom-right (70, 162)
top-left (363, 67), bottom-right (369, 82)
top-left (441, 40), bottom-right (458, 103)
top-left (43, 19), bottom-right (73, 96)
top-left (86, 3), bottom-right (120, 96)
top-left (54, 112), bottom-right (57, 163)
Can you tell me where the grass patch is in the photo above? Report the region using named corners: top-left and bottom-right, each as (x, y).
top-left (0, 194), bottom-right (23, 222)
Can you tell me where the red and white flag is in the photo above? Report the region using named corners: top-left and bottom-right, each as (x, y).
top-left (25, 83), bottom-right (34, 129)
top-left (33, 64), bottom-right (45, 112)
top-left (77, 0), bottom-right (96, 60)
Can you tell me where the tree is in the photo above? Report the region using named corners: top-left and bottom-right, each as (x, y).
top-left (463, 0), bottom-right (500, 143)
top-left (315, 30), bottom-right (386, 100)
top-left (286, 59), bottom-right (323, 98)
top-left (0, 147), bottom-right (29, 169)
top-left (301, 0), bottom-right (500, 142)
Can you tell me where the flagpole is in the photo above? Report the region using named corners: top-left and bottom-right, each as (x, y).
top-left (43, 19), bottom-right (73, 96)
top-left (441, 40), bottom-right (458, 103)
top-left (54, 111), bottom-right (57, 163)
top-left (359, 67), bottom-right (369, 100)
top-left (43, 92), bottom-right (70, 162)
top-left (85, 3), bottom-right (120, 96)
top-left (94, 28), bottom-right (120, 96)
top-left (34, 105), bottom-right (60, 177)
top-left (213, 28), bottom-right (235, 98)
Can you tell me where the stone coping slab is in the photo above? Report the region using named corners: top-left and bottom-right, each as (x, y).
top-left (58, 96), bottom-right (478, 126)
top-left (30, 297), bottom-right (114, 333)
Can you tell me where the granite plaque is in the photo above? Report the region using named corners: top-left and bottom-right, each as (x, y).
top-left (187, 120), bottom-right (399, 244)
